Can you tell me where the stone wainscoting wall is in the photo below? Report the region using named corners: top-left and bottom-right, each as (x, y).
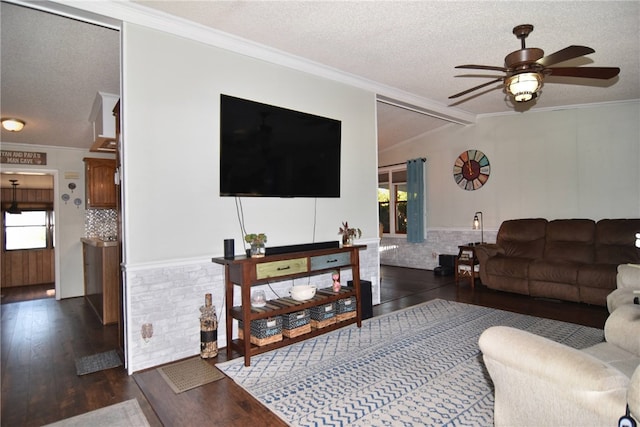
top-left (124, 239), bottom-right (380, 374)
top-left (380, 228), bottom-right (498, 270)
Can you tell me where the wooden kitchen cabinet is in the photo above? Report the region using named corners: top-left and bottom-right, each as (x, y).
top-left (82, 238), bottom-right (119, 325)
top-left (84, 157), bottom-right (116, 208)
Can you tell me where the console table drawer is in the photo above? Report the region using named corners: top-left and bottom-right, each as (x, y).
top-left (310, 252), bottom-right (351, 271)
top-left (256, 258), bottom-right (308, 279)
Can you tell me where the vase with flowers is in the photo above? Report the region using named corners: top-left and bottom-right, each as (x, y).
top-left (338, 221), bottom-right (362, 247)
top-left (245, 233), bottom-right (267, 258)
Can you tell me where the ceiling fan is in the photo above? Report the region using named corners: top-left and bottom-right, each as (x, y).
top-left (449, 24), bottom-right (620, 103)
top-left (8, 179), bottom-right (22, 215)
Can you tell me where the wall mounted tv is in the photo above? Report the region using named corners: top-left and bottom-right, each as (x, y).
top-left (220, 94), bottom-right (341, 198)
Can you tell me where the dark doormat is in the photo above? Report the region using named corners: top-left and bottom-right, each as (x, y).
top-left (75, 350), bottom-right (123, 376)
top-left (157, 357), bottom-right (225, 393)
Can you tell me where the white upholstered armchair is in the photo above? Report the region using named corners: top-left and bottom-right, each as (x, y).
top-left (479, 303), bottom-right (640, 427)
top-left (608, 263), bottom-right (640, 313)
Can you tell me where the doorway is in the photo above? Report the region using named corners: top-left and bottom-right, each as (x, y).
top-left (1, 171), bottom-right (56, 303)
top-left (2, 1), bottom-right (125, 371)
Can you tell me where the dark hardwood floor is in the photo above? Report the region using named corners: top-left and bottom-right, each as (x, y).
top-left (1, 266), bottom-right (608, 426)
top-left (1, 283), bottom-right (56, 304)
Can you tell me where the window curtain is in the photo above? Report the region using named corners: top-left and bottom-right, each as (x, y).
top-left (406, 158), bottom-right (425, 243)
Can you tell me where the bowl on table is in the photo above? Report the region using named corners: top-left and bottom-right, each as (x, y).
top-left (290, 285), bottom-right (317, 301)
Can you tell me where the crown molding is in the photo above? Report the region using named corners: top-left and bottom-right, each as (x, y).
top-left (0, 141), bottom-right (98, 154)
top-left (5, 0), bottom-right (121, 29)
top-left (36, 0), bottom-right (476, 127)
top-left (477, 99), bottom-right (640, 120)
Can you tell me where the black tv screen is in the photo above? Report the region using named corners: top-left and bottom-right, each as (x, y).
top-left (220, 95), bottom-right (341, 198)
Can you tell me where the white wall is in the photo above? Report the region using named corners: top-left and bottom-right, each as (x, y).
top-left (122, 24), bottom-right (378, 264)
top-left (1, 142), bottom-right (114, 298)
top-left (120, 23), bottom-right (380, 372)
top-left (379, 102), bottom-right (640, 232)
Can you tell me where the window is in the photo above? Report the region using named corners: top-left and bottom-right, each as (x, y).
top-left (4, 210), bottom-right (54, 250)
top-left (378, 168), bottom-right (407, 235)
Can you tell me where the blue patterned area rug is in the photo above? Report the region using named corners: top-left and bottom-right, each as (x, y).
top-left (217, 299), bottom-right (604, 426)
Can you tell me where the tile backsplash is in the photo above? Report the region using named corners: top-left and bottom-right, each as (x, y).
top-left (85, 209), bottom-right (118, 240)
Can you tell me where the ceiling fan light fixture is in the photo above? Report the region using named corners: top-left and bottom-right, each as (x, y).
top-left (506, 72), bottom-right (542, 102)
top-left (1, 118), bottom-right (26, 132)
top-left (451, 25), bottom-right (620, 103)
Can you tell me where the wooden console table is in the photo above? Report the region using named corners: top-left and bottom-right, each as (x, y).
top-left (212, 244), bottom-right (365, 366)
top-left (454, 244), bottom-right (480, 289)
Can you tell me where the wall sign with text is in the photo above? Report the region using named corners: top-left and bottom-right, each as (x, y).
top-left (1, 150), bottom-right (47, 165)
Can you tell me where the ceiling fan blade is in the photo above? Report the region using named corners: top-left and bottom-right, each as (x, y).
top-left (449, 78), bottom-right (504, 99)
top-left (537, 45), bottom-right (595, 67)
top-left (546, 66), bottom-right (620, 79)
top-left (455, 64), bottom-right (508, 72)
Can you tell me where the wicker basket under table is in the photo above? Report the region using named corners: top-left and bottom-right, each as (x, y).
top-left (336, 296), bottom-right (357, 322)
top-left (282, 310), bottom-right (311, 338)
top-left (238, 317), bottom-right (283, 346)
top-left (310, 302), bottom-right (336, 329)
top-left (283, 323), bottom-right (312, 337)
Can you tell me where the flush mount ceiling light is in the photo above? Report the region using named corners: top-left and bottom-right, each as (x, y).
top-left (1, 118), bottom-right (26, 132)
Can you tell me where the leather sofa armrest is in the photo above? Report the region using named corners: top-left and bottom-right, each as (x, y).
top-left (474, 243), bottom-right (503, 265)
top-left (479, 326), bottom-right (629, 427)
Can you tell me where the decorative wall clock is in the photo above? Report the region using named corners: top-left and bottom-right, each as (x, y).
top-left (453, 149), bottom-right (490, 191)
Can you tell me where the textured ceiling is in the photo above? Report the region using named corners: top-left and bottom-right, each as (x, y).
top-left (0, 2), bottom-right (119, 152)
top-left (1, 1), bottom-right (638, 158)
top-left (138, 0), bottom-right (639, 151)
top-left (1, 171), bottom-right (53, 190)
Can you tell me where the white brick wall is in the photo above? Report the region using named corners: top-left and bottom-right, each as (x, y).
top-left (125, 261), bottom-right (226, 373)
top-left (358, 241), bottom-right (381, 305)
top-left (379, 229), bottom-right (497, 270)
top-left (124, 240), bottom-right (380, 373)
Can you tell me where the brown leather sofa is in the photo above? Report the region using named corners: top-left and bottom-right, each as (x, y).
top-left (475, 218), bottom-right (640, 306)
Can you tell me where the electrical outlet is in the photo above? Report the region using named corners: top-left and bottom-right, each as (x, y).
top-left (432, 251), bottom-right (438, 259)
top-left (141, 323), bottom-right (153, 342)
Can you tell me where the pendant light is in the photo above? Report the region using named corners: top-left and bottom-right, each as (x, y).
top-left (7, 179), bottom-right (22, 214)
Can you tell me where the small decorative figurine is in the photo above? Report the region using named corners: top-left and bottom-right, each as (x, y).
top-left (332, 271), bottom-right (341, 292)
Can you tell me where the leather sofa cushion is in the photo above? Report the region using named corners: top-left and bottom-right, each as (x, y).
top-left (497, 218), bottom-right (547, 259)
top-left (578, 264), bottom-right (618, 289)
top-left (529, 260), bottom-right (579, 284)
top-left (530, 280), bottom-right (580, 302)
top-left (485, 256), bottom-right (532, 278)
top-left (595, 219), bottom-right (640, 264)
top-left (544, 219), bottom-right (595, 264)
top-left (581, 287), bottom-right (612, 306)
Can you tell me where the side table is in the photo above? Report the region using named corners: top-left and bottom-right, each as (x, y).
top-left (455, 245), bottom-right (480, 289)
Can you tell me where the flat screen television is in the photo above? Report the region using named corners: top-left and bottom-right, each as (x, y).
top-left (220, 94), bottom-right (341, 198)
